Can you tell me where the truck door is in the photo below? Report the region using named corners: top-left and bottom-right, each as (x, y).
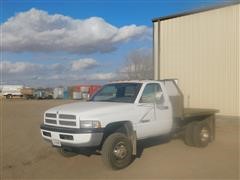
top-left (154, 83), bottom-right (172, 134)
top-left (136, 83), bottom-right (172, 139)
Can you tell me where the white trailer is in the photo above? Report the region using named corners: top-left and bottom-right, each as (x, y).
top-left (53, 87), bottom-right (64, 99)
top-left (1, 85), bottom-right (24, 98)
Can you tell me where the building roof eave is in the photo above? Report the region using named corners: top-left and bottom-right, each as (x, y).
top-left (152, 2), bottom-right (240, 22)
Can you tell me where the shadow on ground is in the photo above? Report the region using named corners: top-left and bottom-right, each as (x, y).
top-left (58, 135), bottom-right (172, 159)
top-left (136, 135), bottom-right (172, 158)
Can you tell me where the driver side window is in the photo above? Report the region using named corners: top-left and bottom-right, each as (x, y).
top-left (140, 83), bottom-right (162, 103)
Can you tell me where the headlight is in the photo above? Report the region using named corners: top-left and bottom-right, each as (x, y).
top-left (80, 120), bottom-right (101, 128)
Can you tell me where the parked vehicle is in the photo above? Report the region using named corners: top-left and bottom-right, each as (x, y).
top-left (34, 89), bottom-right (53, 99)
top-left (40, 80), bottom-right (217, 170)
top-left (63, 90), bottom-right (69, 99)
top-left (21, 87), bottom-right (34, 99)
top-left (1, 85), bottom-right (23, 98)
top-left (53, 87), bottom-right (64, 99)
top-left (69, 84), bottom-right (101, 100)
top-left (89, 85), bottom-right (101, 97)
top-left (72, 92), bottom-right (82, 100)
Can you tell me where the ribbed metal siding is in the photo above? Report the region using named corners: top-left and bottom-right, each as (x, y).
top-left (154, 4), bottom-right (239, 116)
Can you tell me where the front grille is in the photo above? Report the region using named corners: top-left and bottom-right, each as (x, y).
top-left (44, 112), bottom-right (77, 128)
top-left (59, 121), bottom-right (76, 126)
top-left (45, 113), bottom-right (57, 118)
top-left (45, 119), bottom-right (57, 124)
top-left (59, 114), bottom-right (76, 120)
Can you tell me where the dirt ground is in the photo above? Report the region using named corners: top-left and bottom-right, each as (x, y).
top-left (0, 99), bottom-right (239, 179)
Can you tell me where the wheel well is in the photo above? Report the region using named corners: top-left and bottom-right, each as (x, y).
top-left (5, 94), bottom-right (12, 98)
top-left (100, 121), bottom-right (133, 148)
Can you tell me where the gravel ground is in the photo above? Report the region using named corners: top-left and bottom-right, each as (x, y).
top-left (1, 99), bottom-right (239, 179)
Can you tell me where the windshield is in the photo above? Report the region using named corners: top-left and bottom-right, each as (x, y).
top-left (90, 83), bottom-right (142, 103)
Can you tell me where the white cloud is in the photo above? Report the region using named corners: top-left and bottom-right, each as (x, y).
top-left (1, 8), bottom-right (148, 54)
top-left (1, 59), bottom-right (116, 86)
top-left (112, 25), bottom-right (146, 43)
top-left (0, 61), bottom-right (43, 74)
top-left (1, 58), bottom-right (100, 75)
top-left (71, 58), bottom-right (99, 71)
top-left (45, 72), bottom-right (116, 81)
top-left (88, 73), bottom-right (116, 81)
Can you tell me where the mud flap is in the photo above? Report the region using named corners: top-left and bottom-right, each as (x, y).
top-left (209, 115), bottom-right (216, 142)
top-left (130, 131), bottom-right (137, 155)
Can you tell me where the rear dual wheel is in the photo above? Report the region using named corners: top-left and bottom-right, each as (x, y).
top-left (184, 122), bottom-right (195, 146)
top-left (184, 121), bottom-right (211, 147)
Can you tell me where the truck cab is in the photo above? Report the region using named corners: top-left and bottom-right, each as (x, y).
top-left (40, 80), bottom-right (217, 169)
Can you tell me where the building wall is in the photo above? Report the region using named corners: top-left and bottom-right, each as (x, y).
top-left (154, 4), bottom-right (240, 116)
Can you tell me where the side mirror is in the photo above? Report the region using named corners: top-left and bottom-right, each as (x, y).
top-left (155, 92), bottom-right (164, 104)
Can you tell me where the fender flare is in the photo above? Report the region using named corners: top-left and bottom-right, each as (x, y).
top-left (103, 121), bottom-right (137, 155)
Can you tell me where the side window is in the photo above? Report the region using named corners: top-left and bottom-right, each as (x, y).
top-left (140, 83), bottom-right (162, 103)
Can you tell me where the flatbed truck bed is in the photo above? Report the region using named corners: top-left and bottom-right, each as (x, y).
top-left (184, 108), bottom-right (218, 118)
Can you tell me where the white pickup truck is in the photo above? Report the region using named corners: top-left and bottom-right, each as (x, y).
top-left (40, 80), bottom-right (217, 169)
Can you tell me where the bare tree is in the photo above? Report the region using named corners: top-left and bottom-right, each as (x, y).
top-left (118, 49), bottom-right (153, 80)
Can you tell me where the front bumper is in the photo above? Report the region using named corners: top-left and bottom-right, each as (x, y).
top-left (40, 124), bottom-right (104, 147)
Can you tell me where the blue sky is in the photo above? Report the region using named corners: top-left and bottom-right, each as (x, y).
top-left (0, 0), bottom-right (234, 87)
top-left (1, 0), bottom-right (229, 25)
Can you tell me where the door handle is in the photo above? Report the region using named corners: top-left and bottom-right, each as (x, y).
top-left (140, 119), bottom-right (150, 123)
top-left (157, 105), bottom-right (168, 110)
top-left (138, 103), bottom-right (154, 107)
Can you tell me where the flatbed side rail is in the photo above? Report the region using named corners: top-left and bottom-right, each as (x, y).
top-left (184, 108), bottom-right (219, 118)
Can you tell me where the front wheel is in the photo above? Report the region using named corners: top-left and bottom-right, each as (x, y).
top-left (6, 94), bottom-right (12, 99)
top-left (101, 133), bottom-right (133, 170)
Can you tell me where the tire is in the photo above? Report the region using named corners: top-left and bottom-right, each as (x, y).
top-left (102, 133), bottom-right (133, 170)
top-left (193, 122), bottom-right (211, 148)
top-left (184, 122), bottom-right (196, 146)
top-left (6, 94), bottom-right (12, 99)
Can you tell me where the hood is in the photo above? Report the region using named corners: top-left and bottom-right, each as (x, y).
top-left (46, 101), bottom-right (134, 118)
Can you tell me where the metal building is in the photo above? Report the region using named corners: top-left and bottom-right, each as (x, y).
top-left (153, 3), bottom-right (239, 117)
